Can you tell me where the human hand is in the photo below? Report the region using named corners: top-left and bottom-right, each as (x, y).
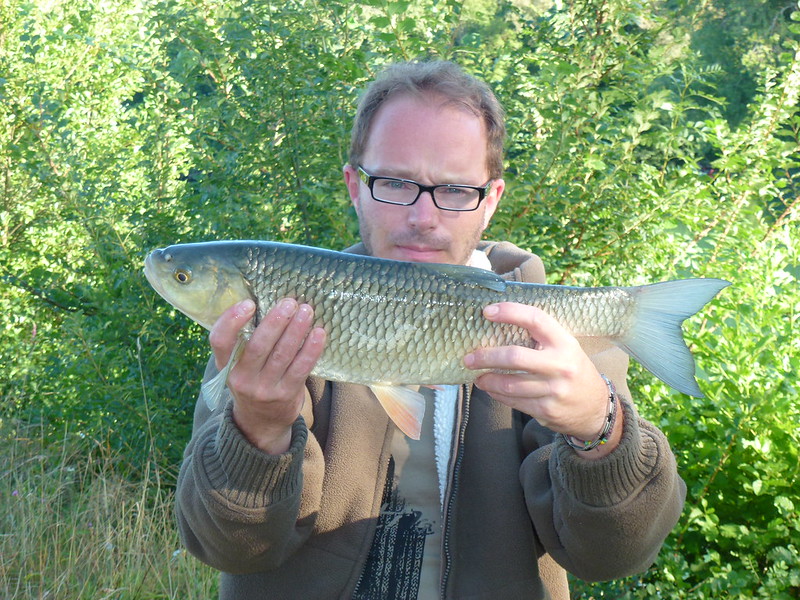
top-left (209, 298), bottom-right (326, 454)
top-left (463, 302), bottom-right (622, 457)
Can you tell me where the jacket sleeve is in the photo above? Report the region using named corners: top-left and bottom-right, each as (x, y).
top-left (174, 357), bottom-right (325, 574)
top-left (499, 244), bottom-right (686, 581)
top-left (519, 398), bottom-right (687, 582)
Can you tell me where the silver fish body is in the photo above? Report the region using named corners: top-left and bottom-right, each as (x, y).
top-left (241, 247), bottom-right (635, 386)
top-left (144, 240), bottom-right (729, 438)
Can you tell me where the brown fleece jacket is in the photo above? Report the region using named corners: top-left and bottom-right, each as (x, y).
top-left (175, 241), bottom-right (686, 599)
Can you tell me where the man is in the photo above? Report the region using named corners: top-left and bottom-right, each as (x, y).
top-left (176, 61), bottom-right (686, 599)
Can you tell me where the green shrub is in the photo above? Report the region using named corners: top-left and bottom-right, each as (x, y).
top-left (1, 0), bottom-right (797, 596)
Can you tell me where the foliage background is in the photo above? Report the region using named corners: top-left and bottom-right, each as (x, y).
top-left (1, 0), bottom-right (798, 597)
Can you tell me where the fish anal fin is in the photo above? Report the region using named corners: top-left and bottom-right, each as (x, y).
top-left (370, 384), bottom-right (426, 440)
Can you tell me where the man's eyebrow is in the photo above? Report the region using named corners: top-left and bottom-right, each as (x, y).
top-left (371, 167), bottom-right (480, 185)
top-left (369, 166), bottom-right (417, 179)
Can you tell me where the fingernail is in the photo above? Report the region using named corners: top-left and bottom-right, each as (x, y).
top-left (484, 304), bottom-right (499, 318)
top-left (296, 304), bottom-right (312, 320)
top-left (309, 327), bottom-right (326, 344)
top-left (278, 298), bottom-right (297, 315)
top-left (237, 299), bottom-right (256, 315)
top-left (464, 353), bottom-right (475, 368)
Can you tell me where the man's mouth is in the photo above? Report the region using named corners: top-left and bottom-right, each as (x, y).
top-left (401, 244), bottom-right (441, 252)
top-left (395, 244), bottom-right (446, 261)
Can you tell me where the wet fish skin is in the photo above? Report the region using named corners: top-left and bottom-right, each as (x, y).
top-left (144, 240), bottom-right (729, 438)
top-left (147, 241), bottom-right (625, 385)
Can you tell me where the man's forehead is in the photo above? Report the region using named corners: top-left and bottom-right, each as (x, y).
top-left (376, 90), bottom-right (480, 119)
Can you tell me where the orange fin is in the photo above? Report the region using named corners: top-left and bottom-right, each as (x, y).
top-left (369, 385), bottom-right (426, 440)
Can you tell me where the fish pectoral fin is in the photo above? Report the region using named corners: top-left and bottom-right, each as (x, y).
top-left (200, 369), bottom-right (228, 411)
top-left (370, 384), bottom-right (426, 440)
top-left (200, 333), bottom-right (248, 411)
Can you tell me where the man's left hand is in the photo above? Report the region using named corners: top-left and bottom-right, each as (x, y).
top-left (464, 302), bottom-right (623, 457)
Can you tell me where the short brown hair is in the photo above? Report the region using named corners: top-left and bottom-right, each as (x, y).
top-left (348, 61), bottom-right (506, 179)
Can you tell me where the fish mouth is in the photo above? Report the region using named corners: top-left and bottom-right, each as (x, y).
top-left (143, 250), bottom-right (167, 296)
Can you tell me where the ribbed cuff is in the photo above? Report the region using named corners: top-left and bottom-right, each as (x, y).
top-left (553, 399), bottom-right (662, 507)
top-left (200, 402), bottom-right (308, 510)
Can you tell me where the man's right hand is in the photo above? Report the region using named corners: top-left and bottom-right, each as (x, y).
top-left (209, 298), bottom-right (327, 454)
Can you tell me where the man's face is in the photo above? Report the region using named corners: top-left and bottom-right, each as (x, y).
top-left (344, 93), bottom-right (504, 265)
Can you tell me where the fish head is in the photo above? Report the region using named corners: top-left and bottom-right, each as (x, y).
top-left (144, 243), bottom-right (253, 330)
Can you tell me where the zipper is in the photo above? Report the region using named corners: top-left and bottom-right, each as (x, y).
top-left (439, 384), bottom-right (471, 599)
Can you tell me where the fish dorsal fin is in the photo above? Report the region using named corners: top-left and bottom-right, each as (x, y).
top-left (417, 262), bottom-right (507, 292)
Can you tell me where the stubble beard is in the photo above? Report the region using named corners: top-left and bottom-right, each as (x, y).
top-left (357, 214), bottom-right (486, 266)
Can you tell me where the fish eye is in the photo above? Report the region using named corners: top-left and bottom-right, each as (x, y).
top-left (174, 269), bottom-right (192, 284)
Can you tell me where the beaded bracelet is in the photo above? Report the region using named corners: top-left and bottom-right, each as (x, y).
top-left (561, 374), bottom-right (618, 452)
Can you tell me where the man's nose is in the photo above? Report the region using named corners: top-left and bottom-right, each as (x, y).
top-left (407, 191), bottom-right (438, 229)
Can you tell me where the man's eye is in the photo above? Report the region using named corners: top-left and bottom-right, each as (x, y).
top-left (441, 186), bottom-right (468, 195)
top-left (376, 179), bottom-right (410, 191)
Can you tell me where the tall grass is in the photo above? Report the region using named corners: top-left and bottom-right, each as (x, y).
top-left (0, 422), bottom-right (218, 599)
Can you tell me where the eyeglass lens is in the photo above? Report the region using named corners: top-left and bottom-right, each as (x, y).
top-left (371, 178), bottom-right (482, 210)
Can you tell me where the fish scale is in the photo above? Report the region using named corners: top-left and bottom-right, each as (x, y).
top-left (232, 243), bottom-right (627, 385)
top-left (144, 240), bottom-right (729, 439)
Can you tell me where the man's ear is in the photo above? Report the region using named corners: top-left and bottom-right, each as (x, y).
top-left (343, 164), bottom-right (362, 213)
top-left (481, 178), bottom-right (504, 230)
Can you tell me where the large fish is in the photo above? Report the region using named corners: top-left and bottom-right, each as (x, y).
top-left (144, 240), bottom-right (729, 439)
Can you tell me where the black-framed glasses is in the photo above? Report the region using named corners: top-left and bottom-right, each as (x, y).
top-left (357, 166), bottom-right (492, 212)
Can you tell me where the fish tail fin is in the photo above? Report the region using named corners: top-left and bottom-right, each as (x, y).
top-left (370, 384), bottom-right (426, 440)
top-left (619, 278), bottom-right (730, 397)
